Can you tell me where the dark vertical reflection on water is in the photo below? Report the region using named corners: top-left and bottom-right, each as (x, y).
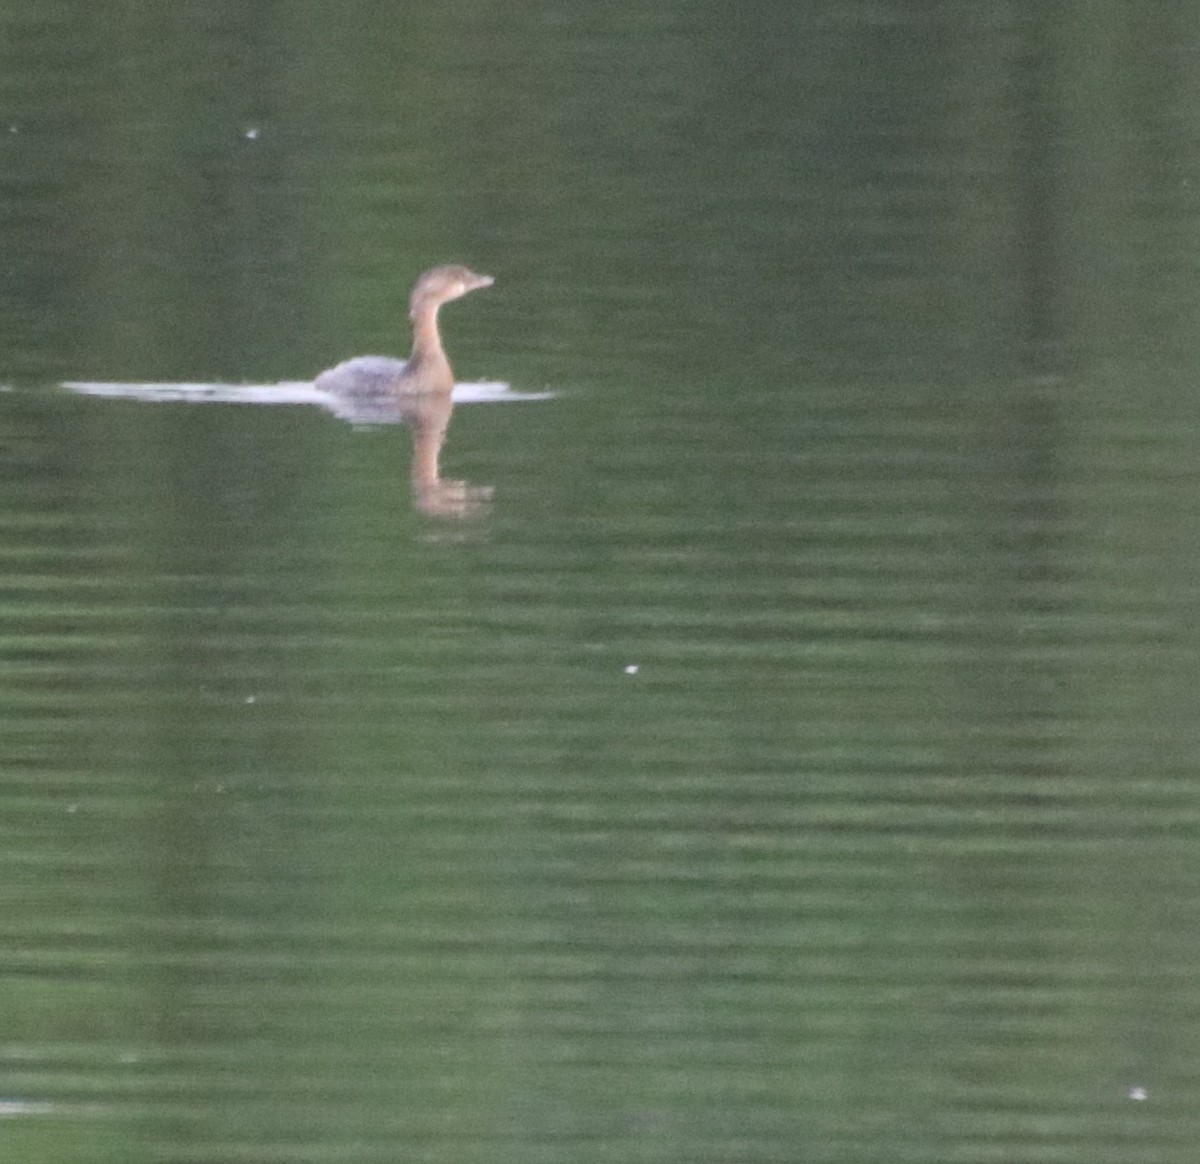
top-left (1015, 6), bottom-right (1069, 371)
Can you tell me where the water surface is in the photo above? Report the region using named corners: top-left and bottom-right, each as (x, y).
top-left (4, 3), bottom-right (1200, 1162)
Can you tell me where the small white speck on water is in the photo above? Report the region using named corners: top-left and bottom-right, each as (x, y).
top-left (244, 695), bottom-right (256, 704)
top-left (1127, 1086), bottom-right (1148, 1101)
top-left (244, 127), bottom-right (260, 140)
top-left (8, 125), bottom-right (17, 134)
top-left (624, 664), bottom-right (639, 675)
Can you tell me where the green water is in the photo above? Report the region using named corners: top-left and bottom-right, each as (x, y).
top-left (4, 3), bottom-right (1200, 1162)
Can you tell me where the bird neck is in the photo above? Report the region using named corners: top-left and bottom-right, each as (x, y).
top-left (409, 300), bottom-right (447, 365)
top-left (405, 299), bottom-right (454, 394)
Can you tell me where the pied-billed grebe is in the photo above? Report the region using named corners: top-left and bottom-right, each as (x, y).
top-left (315, 264), bottom-right (496, 517)
top-left (314, 265), bottom-right (494, 400)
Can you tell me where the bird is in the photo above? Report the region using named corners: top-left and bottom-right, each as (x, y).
top-left (314, 265), bottom-right (495, 516)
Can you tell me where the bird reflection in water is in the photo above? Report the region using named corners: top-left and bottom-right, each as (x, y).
top-left (328, 389), bottom-right (495, 518)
